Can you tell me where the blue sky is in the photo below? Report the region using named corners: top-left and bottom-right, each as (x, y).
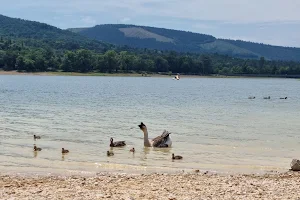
top-left (1, 0), bottom-right (300, 47)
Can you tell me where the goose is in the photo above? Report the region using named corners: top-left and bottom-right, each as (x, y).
top-left (263, 96), bottom-right (271, 99)
top-left (138, 122), bottom-right (172, 148)
top-left (34, 135), bottom-right (41, 140)
top-left (130, 148), bottom-right (135, 153)
top-left (62, 148), bottom-right (69, 154)
top-left (172, 153), bottom-right (182, 160)
top-left (110, 138), bottom-right (126, 147)
top-left (107, 151), bottom-right (114, 156)
top-left (280, 97), bottom-right (287, 99)
top-left (33, 145), bottom-right (42, 151)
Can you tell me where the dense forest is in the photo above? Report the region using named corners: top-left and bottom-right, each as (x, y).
top-left (0, 14), bottom-right (113, 52)
top-left (70, 24), bottom-right (300, 62)
top-left (1, 14), bottom-right (300, 75)
top-left (1, 37), bottom-right (300, 75)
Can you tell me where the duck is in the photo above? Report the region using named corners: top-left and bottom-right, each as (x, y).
top-left (62, 148), bottom-right (69, 154)
top-left (172, 153), bottom-right (182, 160)
top-left (33, 145), bottom-right (42, 151)
top-left (248, 96), bottom-right (255, 99)
top-left (34, 135), bottom-right (41, 140)
top-left (138, 122), bottom-right (172, 148)
top-left (107, 151), bottom-right (114, 156)
top-left (130, 148), bottom-right (135, 153)
top-left (263, 96), bottom-right (271, 99)
top-left (110, 138), bottom-right (126, 147)
top-left (280, 97), bottom-right (288, 99)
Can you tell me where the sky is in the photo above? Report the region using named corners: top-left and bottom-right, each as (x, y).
top-left (0, 0), bottom-right (300, 47)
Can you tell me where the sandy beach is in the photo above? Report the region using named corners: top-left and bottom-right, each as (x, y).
top-left (1, 171), bottom-right (300, 200)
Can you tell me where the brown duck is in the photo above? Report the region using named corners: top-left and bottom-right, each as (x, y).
top-left (62, 148), bottom-right (69, 153)
top-left (33, 145), bottom-right (42, 151)
top-left (110, 138), bottom-right (126, 147)
top-left (172, 153), bottom-right (182, 160)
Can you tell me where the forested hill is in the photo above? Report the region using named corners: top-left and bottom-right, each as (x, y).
top-left (0, 14), bottom-right (112, 52)
top-left (0, 14), bottom-right (300, 75)
top-left (68, 24), bottom-right (300, 61)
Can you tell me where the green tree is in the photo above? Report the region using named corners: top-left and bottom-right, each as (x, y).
top-left (104, 50), bottom-right (117, 73)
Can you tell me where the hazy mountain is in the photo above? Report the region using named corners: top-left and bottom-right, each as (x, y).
top-left (68, 24), bottom-right (300, 61)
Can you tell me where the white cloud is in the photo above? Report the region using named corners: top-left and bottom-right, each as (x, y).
top-left (120, 17), bottom-right (131, 23)
top-left (6, 0), bottom-right (300, 23)
top-left (80, 16), bottom-right (96, 25)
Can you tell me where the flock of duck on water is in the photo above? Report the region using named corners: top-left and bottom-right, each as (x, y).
top-left (248, 96), bottom-right (288, 99)
top-left (33, 122), bottom-right (183, 160)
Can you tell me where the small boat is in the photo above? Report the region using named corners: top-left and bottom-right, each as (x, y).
top-left (172, 74), bottom-right (180, 80)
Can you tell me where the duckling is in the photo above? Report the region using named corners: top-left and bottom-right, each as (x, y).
top-left (33, 145), bottom-right (42, 151)
top-left (110, 138), bottom-right (126, 147)
top-left (172, 153), bottom-right (183, 160)
top-left (34, 135), bottom-right (41, 140)
top-left (107, 151), bottom-right (114, 156)
top-left (280, 97), bottom-right (288, 99)
top-left (62, 148), bottom-right (69, 154)
top-left (130, 148), bottom-right (135, 153)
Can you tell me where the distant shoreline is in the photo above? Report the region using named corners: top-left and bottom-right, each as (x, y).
top-left (0, 70), bottom-right (299, 79)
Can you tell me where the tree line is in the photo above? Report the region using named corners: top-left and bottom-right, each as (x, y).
top-left (1, 37), bottom-right (300, 75)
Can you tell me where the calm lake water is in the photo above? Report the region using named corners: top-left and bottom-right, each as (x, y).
top-left (0, 75), bottom-right (299, 175)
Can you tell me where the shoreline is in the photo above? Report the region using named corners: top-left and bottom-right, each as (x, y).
top-left (1, 171), bottom-right (300, 199)
top-left (0, 70), bottom-right (299, 79)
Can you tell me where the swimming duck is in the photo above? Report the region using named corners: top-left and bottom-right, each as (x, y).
top-left (263, 96), bottom-right (271, 99)
top-left (248, 96), bottom-right (255, 99)
top-left (110, 138), bottom-right (126, 147)
top-left (138, 122), bottom-right (172, 148)
top-left (107, 151), bottom-right (114, 156)
top-left (62, 148), bottom-right (69, 154)
top-left (33, 145), bottom-right (42, 151)
top-left (280, 97), bottom-right (288, 99)
top-left (172, 153), bottom-right (182, 160)
top-left (130, 148), bottom-right (135, 153)
top-left (34, 135), bottom-right (41, 140)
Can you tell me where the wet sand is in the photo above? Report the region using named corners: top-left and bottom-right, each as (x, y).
top-left (1, 171), bottom-right (300, 200)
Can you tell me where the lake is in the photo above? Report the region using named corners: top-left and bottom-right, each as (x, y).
top-left (0, 75), bottom-right (299, 175)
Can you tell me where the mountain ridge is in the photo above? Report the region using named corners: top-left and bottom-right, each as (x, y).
top-left (68, 24), bottom-right (300, 61)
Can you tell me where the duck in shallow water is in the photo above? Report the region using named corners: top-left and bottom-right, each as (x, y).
top-left (110, 138), bottom-right (126, 147)
top-left (138, 122), bottom-right (172, 148)
top-left (62, 148), bottom-right (69, 153)
top-left (172, 153), bottom-right (183, 160)
top-left (107, 151), bottom-right (114, 156)
top-left (280, 97), bottom-right (288, 99)
top-left (263, 96), bottom-right (271, 99)
top-left (34, 135), bottom-right (41, 140)
top-left (248, 96), bottom-right (255, 99)
top-left (33, 145), bottom-right (42, 151)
